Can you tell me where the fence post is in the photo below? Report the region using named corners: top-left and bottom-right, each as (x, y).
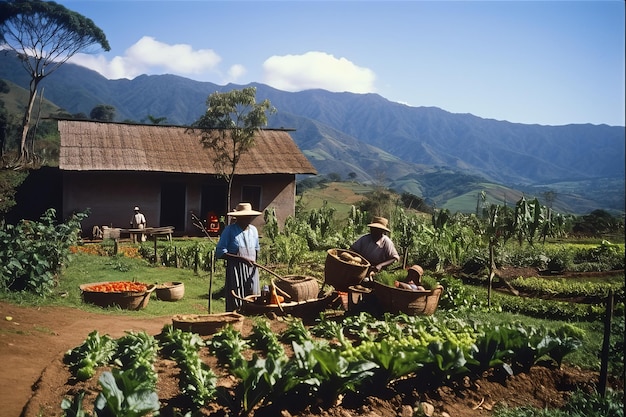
top-left (599, 289), bottom-right (614, 397)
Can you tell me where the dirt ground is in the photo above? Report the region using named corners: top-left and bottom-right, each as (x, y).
top-left (0, 296), bottom-right (616, 417)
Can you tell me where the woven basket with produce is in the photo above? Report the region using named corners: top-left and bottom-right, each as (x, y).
top-left (323, 248), bottom-right (371, 292)
top-left (79, 281), bottom-right (155, 310)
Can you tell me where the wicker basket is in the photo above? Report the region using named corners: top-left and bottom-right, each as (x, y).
top-left (172, 312), bottom-right (244, 335)
top-left (323, 248), bottom-right (371, 292)
top-left (80, 281), bottom-right (155, 310)
top-left (155, 282), bottom-right (185, 301)
top-left (372, 281), bottom-right (443, 315)
top-left (275, 275), bottom-right (320, 302)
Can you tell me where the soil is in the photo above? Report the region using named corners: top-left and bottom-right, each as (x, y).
top-left (1, 267), bottom-right (622, 417)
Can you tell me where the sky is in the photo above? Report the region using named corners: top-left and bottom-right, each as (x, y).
top-left (55, 0), bottom-right (625, 127)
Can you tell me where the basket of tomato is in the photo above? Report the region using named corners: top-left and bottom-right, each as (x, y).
top-left (79, 281), bottom-right (155, 310)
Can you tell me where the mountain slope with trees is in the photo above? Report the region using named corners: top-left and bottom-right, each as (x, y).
top-left (0, 53), bottom-right (623, 214)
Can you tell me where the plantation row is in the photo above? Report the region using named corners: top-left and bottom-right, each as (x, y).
top-left (62, 312), bottom-right (586, 416)
top-left (2, 205), bottom-right (623, 323)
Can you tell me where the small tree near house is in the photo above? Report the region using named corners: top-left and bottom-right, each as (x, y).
top-left (191, 87), bottom-right (276, 212)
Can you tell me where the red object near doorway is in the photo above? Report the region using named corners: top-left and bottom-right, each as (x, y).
top-left (206, 212), bottom-right (220, 236)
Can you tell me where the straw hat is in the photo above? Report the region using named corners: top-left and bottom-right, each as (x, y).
top-left (227, 202), bottom-right (262, 217)
top-left (367, 216), bottom-right (390, 232)
top-left (134, 206), bottom-right (140, 211)
top-left (408, 265), bottom-right (424, 278)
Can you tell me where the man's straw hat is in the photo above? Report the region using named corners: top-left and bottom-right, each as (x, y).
top-left (227, 202), bottom-right (262, 217)
top-left (367, 216), bottom-right (390, 232)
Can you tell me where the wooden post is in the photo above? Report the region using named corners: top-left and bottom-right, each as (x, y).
top-left (114, 238), bottom-right (119, 255)
top-left (153, 234), bottom-right (158, 265)
top-left (599, 289), bottom-right (614, 397)
top-left (208, 249), bottom-right (214, 313)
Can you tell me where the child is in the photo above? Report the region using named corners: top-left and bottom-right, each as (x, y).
top-left (394, 265), bottom-right (426, 291)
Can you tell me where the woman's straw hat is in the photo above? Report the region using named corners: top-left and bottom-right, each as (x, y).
top-left (367, 216), bottom-right (390, 232)
top-left (227, 202), bottom-right (262, 217)
top-left (408, 265), bottom-right (424, 278)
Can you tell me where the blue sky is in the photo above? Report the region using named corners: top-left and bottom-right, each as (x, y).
top-left (57, 1), bottom-right (625, 127)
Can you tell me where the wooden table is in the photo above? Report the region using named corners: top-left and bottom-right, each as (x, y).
top-left (120, 226), bottom-right (175, 263)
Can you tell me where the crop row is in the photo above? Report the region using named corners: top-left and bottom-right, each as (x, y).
top-left (61, 312), bottom-right (584, 417)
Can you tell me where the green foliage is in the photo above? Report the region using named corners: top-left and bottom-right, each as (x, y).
top-left (62, 368), bottom-right (160, 417)
top-left (90, 104), bottom-right (116, 122)
top-left (113, 331), bottom-right (159, 388)
top-left (573, 209), bottom-right (624, 236)
top-left (64, 330), bottom-right (117, 381)
top-left (159, 325), bottom-right (217, 408)
top-left (60, 303), bottom-right (592, 416)
top-left (0, 168), bottom-right (27, 215)
top-left (192, 86), bottom-right (276, 208)
top-left (508, 276), bottom-right (624, 301)
top-left (93, 369), bottom-right (160, 417)
top-left (266, 233), bottom-right (308, 273)
top-left (0, 208), bottom-right (87, 295)
top-left (492, 388), bottom-right (624, 417)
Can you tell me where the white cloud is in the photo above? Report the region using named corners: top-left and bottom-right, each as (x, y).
top-left (227, 64), bottom-right (247, 82)
top-left (70, 36), bottom-right (221, 80)
top-left (262, 51), bottom-right (376, 93)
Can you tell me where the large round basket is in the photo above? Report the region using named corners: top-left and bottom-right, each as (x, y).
top-left (323, 248), bottom-right (371, 292)
top-left (172, 312), bottom-right (244, 335)
top-left (275, 275), bottom-right (320, 302)
top-left (372, 281), bottom-right (443, 316)
top-left (79, 281), bottom-right (155, 310)
top-left (155, 282), bottom-right (185, 301)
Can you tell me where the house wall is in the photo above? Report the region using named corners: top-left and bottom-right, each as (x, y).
top-left (231, 174), bottom-right (296, 230)
top-left (62, 171), bottom-right (297, 238)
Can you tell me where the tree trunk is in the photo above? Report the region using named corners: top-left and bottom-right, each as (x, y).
top-left (488, 241), bottom-right (495, 308)
top-left (20, 77), bottom-right (41, 161)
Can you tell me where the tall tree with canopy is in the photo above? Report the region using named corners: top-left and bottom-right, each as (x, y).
top-left (0, 0), bottom-right (110, 161)
top-left (192, 87), bottom-right (276, 212)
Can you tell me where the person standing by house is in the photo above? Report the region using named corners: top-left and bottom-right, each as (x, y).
top-left (130, 206), bottom-right (146, 243)
top-left (350, 216), bottom-right (400, 279)
top-left (215, 202), bottom-right (262, 311)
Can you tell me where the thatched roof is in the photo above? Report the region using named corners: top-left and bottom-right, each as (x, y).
top-left (58, 120), bottom-right (316, 175)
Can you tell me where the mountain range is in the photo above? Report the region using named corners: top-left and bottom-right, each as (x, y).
top-left (1, 53), bottom-right (624, 215)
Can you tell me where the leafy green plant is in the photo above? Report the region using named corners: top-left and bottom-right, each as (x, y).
top-left (93, 369), bottom-right (160, 417)
top-left (249, 319), bottom-right (286, 358)
top-left (62, 369), bottom-right (159, 417)
top-left (64, 330), bottom-right (117, 381)
top-left (208, 324), bottom-right (249, 369)
top-left (280, 317), bottom-right (314, 345)
top-left (0, 208), bottom-right (87, 295)
top-left (113, 331), bottom-right (159, 388)
top-left (159, 325), bottom-right (217, 408)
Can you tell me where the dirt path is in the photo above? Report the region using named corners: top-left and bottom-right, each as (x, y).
top-left (0, 301), bottom-right (171, 417)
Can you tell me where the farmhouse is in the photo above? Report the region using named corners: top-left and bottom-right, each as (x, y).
top-left (57, 119), bottom-right (316, 237)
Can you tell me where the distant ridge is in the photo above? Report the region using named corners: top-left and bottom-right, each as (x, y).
top-left (0, 53), bottom-right (623, 214)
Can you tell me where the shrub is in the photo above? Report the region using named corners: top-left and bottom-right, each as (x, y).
top-left (0, 208), bottom-right (87, 296)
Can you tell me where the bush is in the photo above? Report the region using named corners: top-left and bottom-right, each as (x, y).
top-left (0, 208), bottom-right (87, 295)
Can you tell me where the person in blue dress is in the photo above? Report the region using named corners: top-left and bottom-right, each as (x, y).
top-left (215, 202), bottom-right (262, 311)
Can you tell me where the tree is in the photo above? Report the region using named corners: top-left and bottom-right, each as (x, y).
top-left (144, 115), bottom-right (168, 125)
top-left (191, 87), bottom-right (275, 212)
top-left (0, 79), bottom-right (10, 157)
top-left (0, 0), bottom-right (110, 161)
top-left (90, 104), bottom-right (116, 122)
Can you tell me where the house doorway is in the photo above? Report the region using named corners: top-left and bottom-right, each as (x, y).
top-left (160, 182), bottom-right (186, 233)
top-left (201, 184), bottom-right (228, 234)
